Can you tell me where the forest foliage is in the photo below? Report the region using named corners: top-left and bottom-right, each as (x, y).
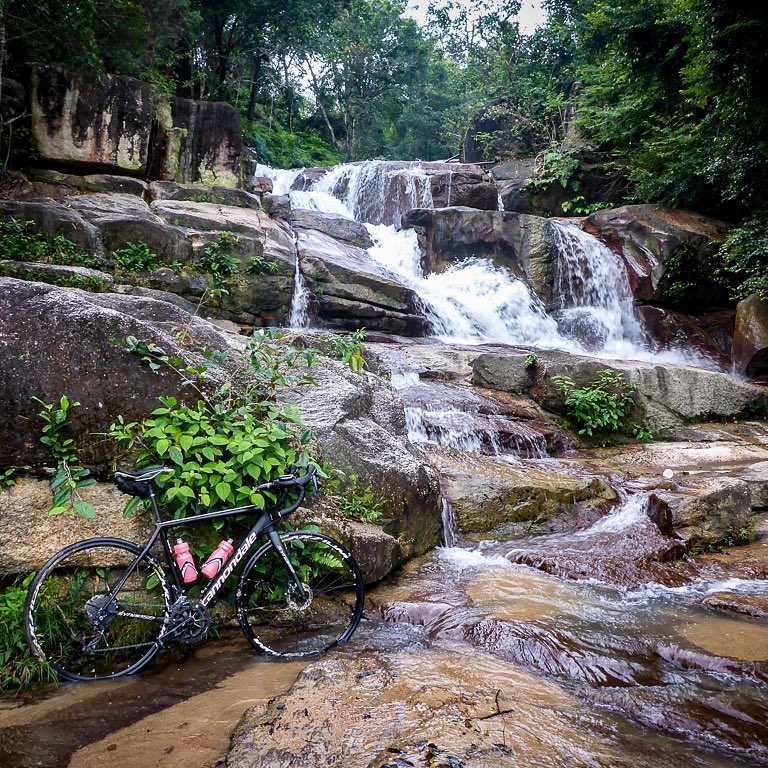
top-left (3, 1), bottom-right (767, 233)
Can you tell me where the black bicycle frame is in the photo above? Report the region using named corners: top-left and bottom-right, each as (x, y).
top-left (108, 482), bottom-right (309, 624)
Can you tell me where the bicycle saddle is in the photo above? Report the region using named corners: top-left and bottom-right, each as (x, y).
top-left (115, 466), bottom-right (174, 482)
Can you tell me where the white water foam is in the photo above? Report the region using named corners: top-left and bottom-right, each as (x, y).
top-left (551, 221), bottom-right (713, 366)
top-left (252, 161), bottom-right (717, 367)
top-left (252, 163), bottom-right (303, 196)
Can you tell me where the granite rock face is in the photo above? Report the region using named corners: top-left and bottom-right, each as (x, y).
top-left (733, 294), bottom-right (768, 378)
top-left (25, 64), bottom-right (243, 186)
top-left (29, 65), bottom-right (154, 175)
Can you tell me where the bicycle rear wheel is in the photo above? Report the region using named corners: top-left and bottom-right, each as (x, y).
top-left (25, 538), bottom-right (171, 681)
top-left (236, 531), bottom-right (365, 658)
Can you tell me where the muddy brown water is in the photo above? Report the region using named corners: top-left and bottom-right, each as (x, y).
top-left (2, 508), bottom-right (768, 767)
top-left (0, 637), bottom-right (306, 768)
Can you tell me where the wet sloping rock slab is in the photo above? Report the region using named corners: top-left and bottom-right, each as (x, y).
top-left (427, 446), bottom-right (616, 538)
top-left (500, 494), bottom-right (690, 587)
top-left (227, 642), bottom-right (733, 768)
top-left (297, 229), bottom-right (429, 335)
top-left (472, 348), bottom-right (768, 433)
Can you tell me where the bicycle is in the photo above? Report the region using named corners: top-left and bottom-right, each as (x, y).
top-left (24, 464), bottom-right (365, 682)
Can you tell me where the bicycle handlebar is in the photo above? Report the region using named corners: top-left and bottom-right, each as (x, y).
top-left (259, 464), bottom-right (317, 492)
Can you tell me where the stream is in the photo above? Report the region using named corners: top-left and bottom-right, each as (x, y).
top-left (2, 161), bottom-right (767, 767)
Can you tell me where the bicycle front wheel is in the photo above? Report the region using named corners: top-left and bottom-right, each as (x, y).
top-left (25, 538), bottom-right (172, 682)
top-left (236, 531), bottom-right (365, 658)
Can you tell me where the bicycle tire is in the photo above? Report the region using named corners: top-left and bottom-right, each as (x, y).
top-left (25, 537), bottom-right (172, 682)
top-left (236, 531), bottom-right (365, 658)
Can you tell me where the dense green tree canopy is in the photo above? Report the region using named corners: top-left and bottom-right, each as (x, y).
top-left (3, 0), bottom-right (767, 231)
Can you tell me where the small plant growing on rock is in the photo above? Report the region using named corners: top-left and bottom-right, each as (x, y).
top-left (552, 370), bottom-right (650, 440)
top-left (198, 231), bottom-right (241, 285)
top-left (110, 330), bottom-right (317, 519)
top-left (246, 255), bottom-right (280, 275)
top-left (112, 241), bottom-right (158, 272)
top-left (524, 353), bottom-right (538, 369)
top-left (320, 329), bottom-right (367, 372)
top-left (323, 471), bottom-right (384, 523)
top-left (32, 396), bottom-right (96, 518)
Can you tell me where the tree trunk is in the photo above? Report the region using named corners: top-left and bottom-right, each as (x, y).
top-left (247, 50), bottom-right (263, 123)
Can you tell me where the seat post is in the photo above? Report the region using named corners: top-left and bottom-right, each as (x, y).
top-left (148, 487), bottom-right (163, 524)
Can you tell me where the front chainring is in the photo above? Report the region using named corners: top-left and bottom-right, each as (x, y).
top-left (168, 597), bottom-right (211, 644)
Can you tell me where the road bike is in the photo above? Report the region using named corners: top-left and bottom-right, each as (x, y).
top-left (24, 464), bottom-right (365, 682)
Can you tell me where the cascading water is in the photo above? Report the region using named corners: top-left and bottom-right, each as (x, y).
top-left (253, 160), bottom-right (712, 365)
top-left (551, 220), bottom-right (714, 366)
top-left (551, 220), bottom-right (646, 357)
top-left (288, 257), bottom-right (310, 328)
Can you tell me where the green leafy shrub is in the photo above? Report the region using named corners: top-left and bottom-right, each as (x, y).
top-left (112, 241), bottom-right (158, 272)
top-left (323, 472), bottom-right (384, 524)
top-left (244, 119), bottom-right (341, 169)
top-left (198, 232), bottom-right (241, 285)
top-left (33, 396), bottom-right (96, 518)
top-left (553, 370), bottom-right (650, 440)
top-left (0, 262), bottom-right (109, 292)
top-left (0, 220), bottom-right (100, 267)
top-left (0, 576), bottom-right (57, 690)
top-left (319, 329), bottom-right (367, 372)
top-left (110, 330), bottom-right (317, 518)
top-left (716, 216), bottom-right (768, 300)
top-left (246, 255), bottom-right (280, 275)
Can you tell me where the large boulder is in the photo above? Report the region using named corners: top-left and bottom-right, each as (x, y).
top-left (150, 96), bottom-right (243, 188)
top-left (584, 205), bottom-right (731, 308)
top-left (472, 348), bottom-right (768, 434)
top-left (148, 181), bottom-right (261, 209)
top-left (65, 193), bottom-right (193, 263)
top-left (665, 478), bottom-right (755, 549)
top-left (297, 229), bottom-right (429, 335)
top-left (290, 209), bottom-right (373, 249)
top-left (0, 478), bottom-right (153, 576)
top-left (431, 447), bottom-right (615, 538)
top-left (733, 294), bottom-right (768, 378)
top-left (0, 199), bottom-right (102, 255)
top-left (28, 64), bottom-right (153, 175)
top-left (295, 358), bottom-right (441, 557)
top-left (0, 278), bottom-right (231, 468)
top-left (428, 166), bottom-right (499, 210)
top-left (400, 207), bottom-right (557, 305)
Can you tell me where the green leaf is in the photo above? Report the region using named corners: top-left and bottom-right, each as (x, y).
top-left (72, 501), bottom-right (96, 519)
top-left (156, 439), bottom-right (170, 455)
top-left (48, 505), bottom-right (68, 516)
top-left (123, 497), bottom-right (142, 517)
top-left (215, 482), bottom-right (231, 502)
top-left (169, 446), bottom-right (184, 465)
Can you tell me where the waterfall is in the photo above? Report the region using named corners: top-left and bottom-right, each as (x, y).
top-left (440, 497), bottom-right (458, 548)
top-left (288, 257), bottom-right (310, 328)
top-left (312, 161), bottom-right (434, 226)
top-left (551, 221), bottom-right (713, 366)
top-left (250, 161), bottom-right (712, 366)
top-left (252, 163), bottom-right (303, 196)
top-left (551, 220), bottom-right (646, 357)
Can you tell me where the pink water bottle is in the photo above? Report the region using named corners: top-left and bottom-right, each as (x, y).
top-left (201, 539), bottom-right (234, 579)
top-left (173, 539), bottom-right (199, 584)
